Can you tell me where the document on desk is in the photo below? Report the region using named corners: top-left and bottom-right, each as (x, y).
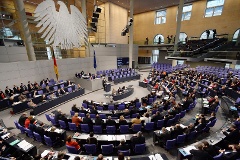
top-left (183, 146), bottom-right (196, 155)
top-left (148, 155), bottom-right (156, 160)
top-left (41, 150), bottom-right (50, 158)
top-left (99, 135), bottom-right (108, 141)
top-left (116, 135), bottom-right (125, 141)
top-left (107, 135), bottom-right (114, 141)
top-left (155, 154), bottom-right (164, 160)
top-left (55, 129), bottom-right (62, 133)
top-left (180, 124), bottom-right (187, 129)
top-left (17, 140), bottom-right (33, 151)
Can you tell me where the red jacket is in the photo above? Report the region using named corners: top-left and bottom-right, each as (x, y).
top-left (66, 141), bottom-right (80, 150)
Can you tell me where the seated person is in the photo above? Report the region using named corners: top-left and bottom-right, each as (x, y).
top-left (122, 86), bottom-right (126, 90)
top-left (151, 111), bottom-right (163, 123)
top-left (72, 113), bottom-right (82, 127)
top-left (143, 78), bottom-right (148, 83)
top-left (86, 132), bottom-right (98, 145)
top-left (116, 139), bottom-right (130, 151)
top-left (131, 115), bottom-right (142, 127)
top-left (18, 113), bottom-right (27, 126)
top-left (66, 135), bottom-right (80, 150)
top-left (90, 106), bottom-right (98, 114)
top-left (0, 89), bottom-right (6, 100)
top-left (130, 131), bottom-right (145, 146)
top-left (184, 123), bottom-right (195, 135)
top-left (195, 118), bottom-right (206, 132)
top-left (95, 114), bottom-right (103, 126)
top-left (25, 116), bottom-right (35, 128)
top-left (156, 127), bottom-right (171, 146)
top-left (82, 113), bottom-right (93, 129)
top-left (72, 104), bottom-right (80, 113)
top-left (118, 87), bottom-right (123, 93)
top-left (219, 144), bottom-right (240, 160)
top-left (60, 87), bottom-right (66, 95)
top-left (207, 112), bottom-right (216, 123)
top-left (47, 127), bottom-right (61, 144)
top-left (119, 115), bottom-right (128, 126)
top-left (106, 116), bottom-right (116, 126)
top-left (140, 113), bottom-right (151, 125)
top-left (190, 144), bottom-right (213, 160)
top-left (171, 124), bottom-right (184, 138)
top-left (202, 141), bottom-right (219, 157)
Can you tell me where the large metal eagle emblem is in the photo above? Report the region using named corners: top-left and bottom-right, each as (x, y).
top-left (34, 0), bottom-right (88, 49)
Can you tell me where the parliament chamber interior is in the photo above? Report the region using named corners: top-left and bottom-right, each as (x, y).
top-left (0, 0), bottom-right (240, 160)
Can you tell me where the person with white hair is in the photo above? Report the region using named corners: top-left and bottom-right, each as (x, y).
top-left (130, 131), bottom-right (145, 146)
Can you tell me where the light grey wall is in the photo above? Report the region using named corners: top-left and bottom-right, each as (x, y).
top-left (0, 45), bottom-right (28, 63)
top-left (89, 44), bottom-right (138, 64)
top-left (158, 51), bottom-right (172, 64)
top-left (0, 56), bottom-right (117, 90)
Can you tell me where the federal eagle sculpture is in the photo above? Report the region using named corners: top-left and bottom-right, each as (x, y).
top-left (34, 0), bottom-right (88, 49)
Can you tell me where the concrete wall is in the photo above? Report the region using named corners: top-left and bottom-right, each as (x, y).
top-left (89, 44), bottom-right (138, 64)
top-left (158, 50), bottom-right (172, 64)
top-left (0, 45), bottom-right (28, 63)
top-left (0, 56), bottom-right (117, 90)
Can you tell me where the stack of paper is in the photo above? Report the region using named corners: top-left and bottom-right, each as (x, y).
top-left (116, 135), bottom-right (125, 141)
top-left (17, 140), bottom-right (33, 151)
top-left (41, 150), bottom-right (50, 158)
top-left (155, 154), bottom-right (164, 160)
top-left (148, 155), bottom-right (156, 160)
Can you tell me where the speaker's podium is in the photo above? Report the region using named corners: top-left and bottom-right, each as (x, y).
top-left (104, 83), bottom-right (111, 92)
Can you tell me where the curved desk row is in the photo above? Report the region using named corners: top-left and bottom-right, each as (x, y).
top-left (113, 88), bottom-right (134, 101)
top-left (112, 74), bottom-right (140, 84)
top-left (33, 88), bottom-right (85, 115)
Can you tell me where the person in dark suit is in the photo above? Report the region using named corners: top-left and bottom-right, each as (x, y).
top-left (18, 113), bottom-right (27, 126)
top-left (184, 123), bottom-right (195, 135)
top-left (151, 111), bottom-right (163, 123)
top-left (119, 116), bottom-right (128, 126)
top-left (102, 78), bottom-right (107, 90)
top-left (35, 122), bottom-right (45, 138)
top-left (207, 112), bottom-right (216, 123)
top-left (86, 132), bottom-right (98, 145)
top-left (47, 127), bottom-right (61, 144)
top-left (222, 124), bottom-right (239, 145)
top-left (195, 118), bottom-right (206, 132)
top-left (171, 124), bottom-right (184, 138)
top-left (219, 144), bottom-right (240, 160)
top-left (95, 114), bottom-right (103, 126)
top-left (190, 144), bottom-right (213, 160)
top-left (116, 139), bottom-right (130, 151)
top-left (72, 104), bottom-right (80, 113)
top-left (106, 116), bottom-right (116, 126)
top-left (54, 109), bottom-right (62, 123)
top-left (202, 141), bottom-right (219, 157)
top-left (130, 131), bottom-right (145, 146)
top-left (5, 86), bottom-right (13, 97)
top-left (90, 107), bottom-right (98, 115)
top-left (82, 113), bottom-right (93, 129)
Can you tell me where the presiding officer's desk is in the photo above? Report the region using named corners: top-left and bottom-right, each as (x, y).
top-left (112, 88), bottom-right (134, 101)
top-left (74, 77), bottom-right (102, 91)
top-left (33, 87), bottom-right (85, 115)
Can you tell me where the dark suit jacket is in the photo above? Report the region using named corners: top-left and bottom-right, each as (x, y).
top-left (18, 116), bottom-right (27, 126)
top-left (72, 106), bottom-right (80, 113)
top-left (195, 123), bottom-right (205, 132)
top-left (223, 129), bottom-right (239, 143)
top-left (82, 117), bottom-right (93, 126)
top-left (90, 110), bottom-right (98, 115)
top-left (87, 137), bottom-right (98, 144)
top-left (222, 151), bottom-right (240, 160)
top-left (204, 145), bottom-right (219, 157)
top-left (95, 118), bottom-right (103, 126)
top-left (130, 136), bottom-right (145, 145)
top-left (116, 144), bottom-right (130, 151)
top-left (35, 126), bottom-right (45, 138)
top-left (119, 120), bottom-right (128, 126)
top-left (106, 119), bottom-right (116, 126)
top-left (190, 150), bottom-right (213, 160)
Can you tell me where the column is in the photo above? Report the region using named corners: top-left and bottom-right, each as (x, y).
top-left (13, 0), bottom-right (36, 61)
top-left (129, 0), bottom-right (133, 68)
top-left (80, 0), bottom-right (90, 57)
top-left (174, 0), bottom-right (184, 52)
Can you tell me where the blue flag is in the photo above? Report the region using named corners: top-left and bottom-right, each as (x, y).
top-left (93, 50), bottom-right (97, 69)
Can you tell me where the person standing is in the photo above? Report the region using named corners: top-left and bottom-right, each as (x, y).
top-left (206, 30), bottom-right (210, 39)
top-left (158, 36), bottom-right (161, 44)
